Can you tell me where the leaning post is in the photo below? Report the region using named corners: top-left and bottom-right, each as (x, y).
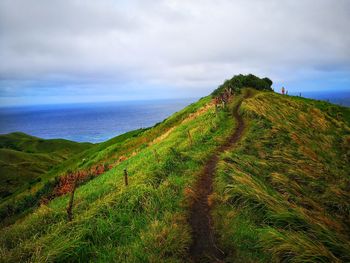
top-left (124, 168), bottom-right (129, 186)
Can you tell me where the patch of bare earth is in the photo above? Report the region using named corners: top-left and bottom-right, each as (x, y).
top-left (189, 95), bottom-right (249, 262)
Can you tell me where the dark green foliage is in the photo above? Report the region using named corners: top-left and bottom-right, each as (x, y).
top-left (212, 74), bottom-right (273, 96)
top-left (0, 177), bottom-right (59, 223)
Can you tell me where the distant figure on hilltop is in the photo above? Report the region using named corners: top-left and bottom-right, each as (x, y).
top-left (281, 87), bottom-right (285, 95)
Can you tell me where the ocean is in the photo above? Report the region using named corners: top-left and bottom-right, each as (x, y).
top-left (0, 99), bottom-right (196, 143)
top-left (0, 91), bottom-right (348, 143)
top-left (289, 90), bottom-right (350, 107)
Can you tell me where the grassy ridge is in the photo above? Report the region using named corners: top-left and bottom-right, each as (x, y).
top-left (0, 95), bottom-right (237, 262)
top-left (0, 98), bottom-right (210, 223)
top-left (213, 91), bottom-right (350, 262)
top-left (0, 132), bottom-right (93, 199)
top-left (1, 88), bottom-right (349, 262)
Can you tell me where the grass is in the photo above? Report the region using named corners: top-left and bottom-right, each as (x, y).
top-left (0, 132), bottom-right (93, 199)
top-left (0, 95), bottom-right (236, 262)
top-left (0, 97), bottom-right (213, 223)
top-left (213, 91), bottom-right (350, 262)
top-left (1, 88), bottom-right (349, 262)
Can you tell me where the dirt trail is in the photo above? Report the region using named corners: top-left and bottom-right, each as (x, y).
top-left (189, 93), bottom-right (249, 262)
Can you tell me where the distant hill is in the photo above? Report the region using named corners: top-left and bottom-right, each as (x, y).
top-left (0, 132), bottom-right (93, 199)
top-left (0, 76), bottom-right (349, 262)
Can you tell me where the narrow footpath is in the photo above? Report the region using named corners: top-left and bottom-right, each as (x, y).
top-left (189, 93), bottom-right (250, 262)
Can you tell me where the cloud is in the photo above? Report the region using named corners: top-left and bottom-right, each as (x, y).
top-left (0, 0), bottom-right (349, 105)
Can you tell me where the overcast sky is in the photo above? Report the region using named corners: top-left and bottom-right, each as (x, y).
top-left (0, 0), bottom-right (349, 106)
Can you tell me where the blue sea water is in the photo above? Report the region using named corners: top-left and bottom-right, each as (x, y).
top-left (0, 91), bottom-right (348, 144)
top-left (0, 99), bottom-right (196, 143)
top-left (289, 90), bottom-right (350, 107)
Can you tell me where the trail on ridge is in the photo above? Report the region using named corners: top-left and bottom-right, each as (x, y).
top-left (189, 93), bottom-right (250, 262)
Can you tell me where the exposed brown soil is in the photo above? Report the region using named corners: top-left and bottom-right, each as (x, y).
top-left (189, 94), bottom-right (249, 262)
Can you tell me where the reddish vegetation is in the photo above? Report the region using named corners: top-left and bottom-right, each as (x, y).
top-left (213, 87), bottom-right (233, 109)
top-left (53, 164), bottom-right (109, 197)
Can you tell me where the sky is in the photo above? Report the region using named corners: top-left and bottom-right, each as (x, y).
top-left (0, 0), bottom-right (349, 106)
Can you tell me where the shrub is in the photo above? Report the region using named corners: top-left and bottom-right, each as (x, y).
top-left (212, 74), bottom-right (273, 96)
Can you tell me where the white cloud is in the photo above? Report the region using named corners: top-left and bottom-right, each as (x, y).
top-left (0, 0), bottom-right (349, 105)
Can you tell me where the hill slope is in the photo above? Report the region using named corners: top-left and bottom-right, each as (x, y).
top-left (0, 132), bottom-right (93, 199)
top-left (213, 91), bottom-right (350, 262)
top-left (0, 85), bottom-right (349, 262)
top-left (0, 93), bottom-right (235, 262)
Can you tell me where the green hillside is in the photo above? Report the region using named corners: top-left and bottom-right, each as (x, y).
top-left (0, 132), bottom-right (93, 199)
top-left (0, 75), bottom-right (349, 262)
top-left (213, 92), bottom-right (350, 262)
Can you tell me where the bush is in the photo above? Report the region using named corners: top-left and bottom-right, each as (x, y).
top-left (212, 74), bottom-right (273, 96)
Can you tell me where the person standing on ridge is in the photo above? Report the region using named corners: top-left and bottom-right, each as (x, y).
top-left (281, 87), bottom-right (285, 95)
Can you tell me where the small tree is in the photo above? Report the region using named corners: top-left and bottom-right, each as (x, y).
top-left (212, 74), bottom-right (273, 96)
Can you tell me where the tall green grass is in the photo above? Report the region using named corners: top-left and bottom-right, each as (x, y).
top-left (0, 97), bottom-right (212, 225)
top-left (0, 96), bottom-right (236, 262)
top-left (213, 91), bottom-right (350, 262)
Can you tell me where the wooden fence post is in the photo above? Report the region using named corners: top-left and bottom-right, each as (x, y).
top-left (67, 175), bottom-right (78, 222)
top-left (124, 169), bottom-right (128, 186)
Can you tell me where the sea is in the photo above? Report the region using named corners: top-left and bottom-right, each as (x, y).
top-left (0, 98), bottom-right (197, 143)
top-left (0, 91), bottom-right (349, 143)
top-left (289, 90), bottom-right (350, 107)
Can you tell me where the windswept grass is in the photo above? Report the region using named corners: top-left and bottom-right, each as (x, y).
top-left (0, 95), bottom-right (237, 262)
top-left (213, 91), bottom-right (350, 262)
top-left (0, 97), bottom-right (213, 224)
top-left (2, 88), bottom-right (349, 262)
